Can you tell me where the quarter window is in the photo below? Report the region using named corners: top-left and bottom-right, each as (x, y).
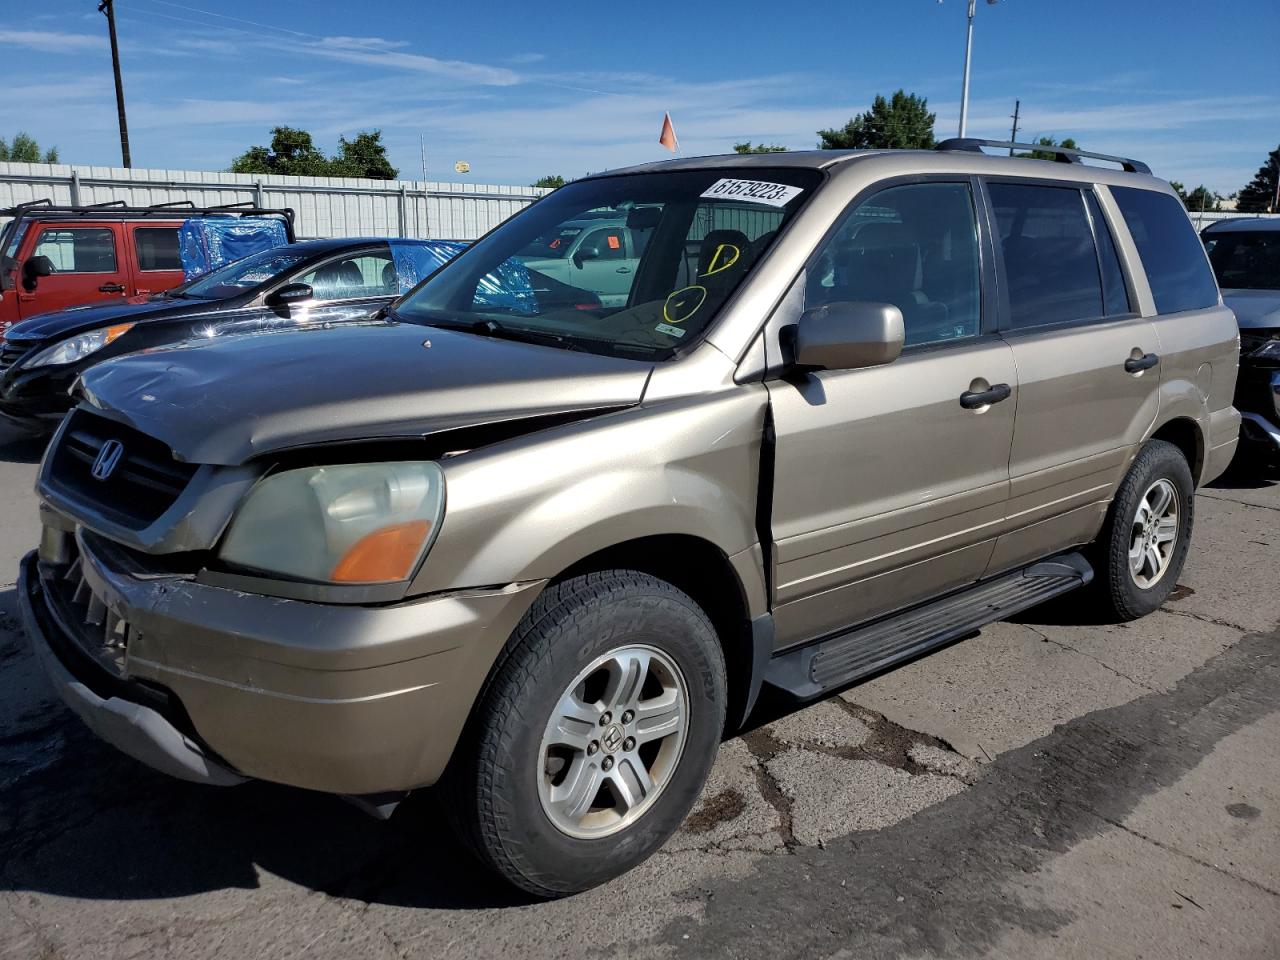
top-left (1111, 186), bottom-right (1219, 314)
top-left (133, 228), bottom-right (182, 272)
top-left (807, 182), bottom-right (982, 347)
top-left (989, 183), bottom-right (1103, 328)
top-left (33, 227), bottom-right (117, 273)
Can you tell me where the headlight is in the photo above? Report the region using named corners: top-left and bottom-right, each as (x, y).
top-left (27, 322), bottom-right (135, 367)
top-left (219, 462), bottom-right (445, 584)
top-left (1250, 338), bottom-right (1280, 361)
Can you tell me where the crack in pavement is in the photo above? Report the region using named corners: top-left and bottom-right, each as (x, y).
top-left (1199, 491), bottom-right (1280, 514)
top-left (655, 622), bottom-right (1280, 959)
top-left (1016, 622), bottom-right (1163, 694)
top-left (1094, 814), bottom-right (1280, 900)
top-left (1163, 607), bottom-right (1250, 633)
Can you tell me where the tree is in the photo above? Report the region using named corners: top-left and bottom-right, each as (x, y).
top-left (532, 174), bottom-right (567, 189)
top-left (818, 90), bottom-right (936, 150)
top-left (1170, 181), bottom-right (1222, 213)
top-left (733, 141), bottom-right (787, 154)
top-left (1015, 136), bottom-right (1079, 161)
top-left (1236, 144), bottom-right (1280, 213)
top-left (231, 127), bottom-right (398, 180)
top-left (0, 131), bottom-right (59, 163)
top-left (332, 131), bottom-right (398, 180)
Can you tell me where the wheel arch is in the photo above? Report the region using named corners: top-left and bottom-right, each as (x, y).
top-left (1148, 416), bottom-right (1206, 485)
top-left (556, 534), bottom-right (761, 735)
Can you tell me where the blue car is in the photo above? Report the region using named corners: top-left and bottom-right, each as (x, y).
top-left (0, 237), bottom-right (464, 432)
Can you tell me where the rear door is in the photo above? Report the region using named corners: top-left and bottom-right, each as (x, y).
top-left (983, 179), bottom-right (1159, 574)
top-left (767, 178), bottom-right (1017, 647)
top-left (126, 223), bottom-right (185, 296)
top-left (18, 223), bottom-right (130, 317)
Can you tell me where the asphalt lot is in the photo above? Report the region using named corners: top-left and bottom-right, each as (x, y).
top-left (1, 420), bottom-right (1277, 960)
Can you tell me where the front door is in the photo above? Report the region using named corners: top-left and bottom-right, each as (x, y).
top-left (767, 180), bottom-right (1017, 648)
top-left (18, 224), bottom-right (130, 318)
top-left (982, 181), bottom-right (1160, 574)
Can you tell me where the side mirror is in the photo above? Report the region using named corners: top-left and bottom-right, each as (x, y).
top-left (22, 255), bottom-right (55, 291)
top-left (572, 245), bottom-right (601, 269)
top-left (794, 301), bottom-right (905, 371)
top-left (264, 282), bottom-right (314, 307)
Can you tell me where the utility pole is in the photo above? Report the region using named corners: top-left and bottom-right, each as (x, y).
top-left (955, 0), bottom-right (1000, 138)
top-left (1008, 99), bottom-right (1020, 154)
top-left (98, 0), bottom-right (132, 167)
top-left (420, 133), bottom-right (427, 182)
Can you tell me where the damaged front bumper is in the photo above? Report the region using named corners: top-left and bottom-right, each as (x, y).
top-left (20, 520), bottom-right (545, 796)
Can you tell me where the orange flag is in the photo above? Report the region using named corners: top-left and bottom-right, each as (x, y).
top-left (658, 112), bottom-right (678, 152)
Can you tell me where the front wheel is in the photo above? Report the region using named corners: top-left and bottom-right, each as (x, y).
top-left (446, 571), bottom-right (727, 897)
top-left (1089, 439), bottom-right (1195, 621)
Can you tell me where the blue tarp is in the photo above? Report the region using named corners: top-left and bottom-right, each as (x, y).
top-left (389, 239), bottom-right (538, 315)
top-left (179, 216), bottom-right (291, 281)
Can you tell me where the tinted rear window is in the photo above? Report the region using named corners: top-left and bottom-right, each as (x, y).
top-left (134, 227), bottom-right (182, 271)
top-left (989, 183), bottom-right (1103, 328)
top-left (1111, 187), bottom-right (1218, 314)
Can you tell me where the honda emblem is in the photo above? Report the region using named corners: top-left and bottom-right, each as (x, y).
top-left (91, 439), bottom-right (125, 481)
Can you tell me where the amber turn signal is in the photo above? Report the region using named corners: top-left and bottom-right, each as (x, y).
top-left (330, 520), bottom-right (433, 583)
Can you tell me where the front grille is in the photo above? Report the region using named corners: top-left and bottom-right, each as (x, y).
top-left (47, 409), bottom-right (198, 529)
top-left (0, 338), bottom-right (36, 373)
top-left (44, 542), bottom-right (132, 678)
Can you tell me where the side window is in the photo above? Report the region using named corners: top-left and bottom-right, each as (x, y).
top-left (1111, 187), bottom-right (1219, 314)
top-left (806, 182), bottom-right (982, 347)
top-left (989, 183), bottom-right (1103, 328)
top-left (1084, 192), bottom-right (1131, 316)
top-left (33, 227), bottom-right (117, 273)
top-left (297, 251), bottom-right (396, 302)
top-left (133, 228), bottom-right (182, 272)
top-left (578, 228), bottom-right (626, 261)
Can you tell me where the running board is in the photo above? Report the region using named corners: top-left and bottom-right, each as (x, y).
top-left (763, 553), bottom-right (1093, 701)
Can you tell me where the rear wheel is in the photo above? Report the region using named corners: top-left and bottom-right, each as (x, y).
top-left (1089, 439), bottom-right (1194, 621)
top-left (446, 570), bottom-right (726, 897)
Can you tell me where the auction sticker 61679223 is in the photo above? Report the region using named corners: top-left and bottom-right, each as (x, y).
top-left (699, 178), bottom-right (804, 208)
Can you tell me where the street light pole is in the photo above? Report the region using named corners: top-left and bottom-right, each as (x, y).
top-left (958, 0), bottom-right (976, 138)
top-left (98, 0), bottom-right (132, 167)
top-left (957, 0), bottom-right (999, 139)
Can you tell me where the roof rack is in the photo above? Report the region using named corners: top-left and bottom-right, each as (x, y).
top-left (935, 138), bottom-right (1151, 176)
top-left (0, 200), bottom-right (296, 240)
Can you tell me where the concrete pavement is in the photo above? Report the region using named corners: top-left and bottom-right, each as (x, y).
top-left (1, 421), bottom-right (1277, 959)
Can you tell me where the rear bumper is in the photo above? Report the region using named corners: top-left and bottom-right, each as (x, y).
top-left (20, 525), bottom-right (545, 795)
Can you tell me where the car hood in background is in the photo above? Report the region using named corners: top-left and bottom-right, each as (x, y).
top-left (77, 321), bottom-right (653, 465)
top-left (1222, 289), bottom-right (1280, 330)
top-left (6, 296), bottom-right (229, 341)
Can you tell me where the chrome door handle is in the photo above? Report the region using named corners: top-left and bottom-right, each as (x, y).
top-left (615, 266), bottom-right (632, 274)
top-left (959, 383), bottom-right (1012, 409)
top-left (1124, 352), bottom-right (1159, 373)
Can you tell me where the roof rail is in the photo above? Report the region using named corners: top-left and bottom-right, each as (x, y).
top-left (0, 199), bottom-right (296, 241)
top-left (935, 138), bottom-right (1151, 175)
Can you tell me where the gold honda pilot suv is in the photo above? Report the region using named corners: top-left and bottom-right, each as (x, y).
top-left (21, 140), bottom-right (1241, 896)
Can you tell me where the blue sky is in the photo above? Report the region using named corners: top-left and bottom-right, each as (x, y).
top-left (3, 0), bottom-right (1278, 194)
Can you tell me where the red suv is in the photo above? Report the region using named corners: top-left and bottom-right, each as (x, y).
top-left (1, 201), bottom-right (295, 339)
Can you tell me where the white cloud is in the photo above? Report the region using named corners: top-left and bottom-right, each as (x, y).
top-left (303, 36), bottom-right (521, 86)
top-left (0, 29), bottom-right (105, 53)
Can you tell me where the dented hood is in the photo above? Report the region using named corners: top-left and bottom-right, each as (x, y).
top-left (77, 321), bottom-right (652, 465)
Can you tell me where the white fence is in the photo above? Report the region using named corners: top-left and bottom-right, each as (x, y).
top-left (0, 161), bottom-right (550, 241)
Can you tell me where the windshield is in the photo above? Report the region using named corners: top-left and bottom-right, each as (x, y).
top-left (1204, 231), bottom-right (1280, 291)
top-left (394, 168), bottom-right (821, 357)
top-left (178, 247), bottom-right (308, 300)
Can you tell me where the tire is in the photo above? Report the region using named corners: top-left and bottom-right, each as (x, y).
top-left (1089, 439), bottom-right (1195, 621)
top-left (445, 570), bottom-right (727, 897)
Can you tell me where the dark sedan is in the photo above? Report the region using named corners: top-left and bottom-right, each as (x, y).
top-left (0, 237), bottom-right (464, 432)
